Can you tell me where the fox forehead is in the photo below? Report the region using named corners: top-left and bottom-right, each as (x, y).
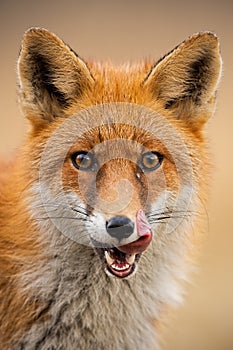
top-left (66, 123), bottom-right (168, 155)
top-left (87, 62), bottom-right (152, 100)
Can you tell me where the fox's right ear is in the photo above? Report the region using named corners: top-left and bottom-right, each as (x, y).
top-left (18, 28), bottom-right (94, 124)
top-left (143, 32), bottom-right (222, 130)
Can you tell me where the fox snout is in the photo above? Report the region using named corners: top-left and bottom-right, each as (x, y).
top-left (93, 209), bottom-right (152, 279)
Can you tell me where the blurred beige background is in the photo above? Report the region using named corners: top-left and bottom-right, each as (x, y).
top-left (0, 0), bottom-right (232, 349)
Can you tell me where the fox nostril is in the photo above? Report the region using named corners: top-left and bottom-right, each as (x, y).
top-left (106, 216), bottom-right (134, 241)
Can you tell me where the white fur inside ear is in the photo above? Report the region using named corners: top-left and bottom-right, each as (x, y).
top-left (144, 32), bottom-right (222, 125)
top-left (18, 27), bottom-right (94, 121)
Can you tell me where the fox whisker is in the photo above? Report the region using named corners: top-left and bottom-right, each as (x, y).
top-left (35, 216), bottom-right (91, 223)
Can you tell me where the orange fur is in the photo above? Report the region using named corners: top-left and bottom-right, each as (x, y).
top-left (0, 28), bottom-right (222, 349)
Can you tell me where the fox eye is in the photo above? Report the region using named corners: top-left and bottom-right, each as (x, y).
top-left (140, 151), bottom-right (163, 172)
top-left (71, 151), bottom-right (98, 171)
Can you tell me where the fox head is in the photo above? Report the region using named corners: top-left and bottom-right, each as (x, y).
top-left (17, 28), bottom-right (222, 279)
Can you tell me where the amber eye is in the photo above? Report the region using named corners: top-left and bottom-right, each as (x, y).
top-left (71, 151), bottom-right (98, 171)
top-left (140, 151), bottom-right (163, 172)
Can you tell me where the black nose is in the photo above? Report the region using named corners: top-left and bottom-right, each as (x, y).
top-left (106, 216), bottom-right (134, 241)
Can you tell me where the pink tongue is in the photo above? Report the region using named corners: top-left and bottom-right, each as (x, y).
top-left (118, 209), bottom-right (152, 254)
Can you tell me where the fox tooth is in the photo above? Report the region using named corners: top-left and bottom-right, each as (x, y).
top-left (104, 250), bottom-right (115, 265)
top-left (126, 254), bottom-right (136, 265)
top-left (112, 264), bottom-right (130, 271)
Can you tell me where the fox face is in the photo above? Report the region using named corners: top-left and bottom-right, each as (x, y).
top-left (0, 28), bottom-right (222, 349)
top-left (17, 29), bottom-right (222, 281)
top-left (36, 104), bottom-right (194, 280)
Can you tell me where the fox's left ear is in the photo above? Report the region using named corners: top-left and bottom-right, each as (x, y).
top-left (144, 32), bottom-right (222, 129)
top-left (18, 28), bottom-right (95, 124)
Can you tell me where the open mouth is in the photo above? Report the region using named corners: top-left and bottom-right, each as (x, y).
top-left (94, 209), bottom-right (153, 279)
top-left (98, 226), bottom-right (152, 278)
top-left (104, 247), bottom-right (139, 278)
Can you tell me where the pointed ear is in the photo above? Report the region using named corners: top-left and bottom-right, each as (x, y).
top-left (144, 32), bottom-right (222, 129)
top-left (18, 28), bottom-right (94, 123)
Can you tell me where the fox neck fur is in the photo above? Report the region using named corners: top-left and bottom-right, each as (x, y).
top-left (0, 28), bottom-right (222, 349)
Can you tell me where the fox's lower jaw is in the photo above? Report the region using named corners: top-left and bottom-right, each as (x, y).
top-left (93, 246), bottom-right (139, 279)
top-left (93, 235), bottom-right (150, 278)
top-left (104, 248), bottom-right (139, 278)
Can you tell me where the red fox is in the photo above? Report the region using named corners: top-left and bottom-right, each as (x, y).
top-left (0, 28), bottom-right (222, 349)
